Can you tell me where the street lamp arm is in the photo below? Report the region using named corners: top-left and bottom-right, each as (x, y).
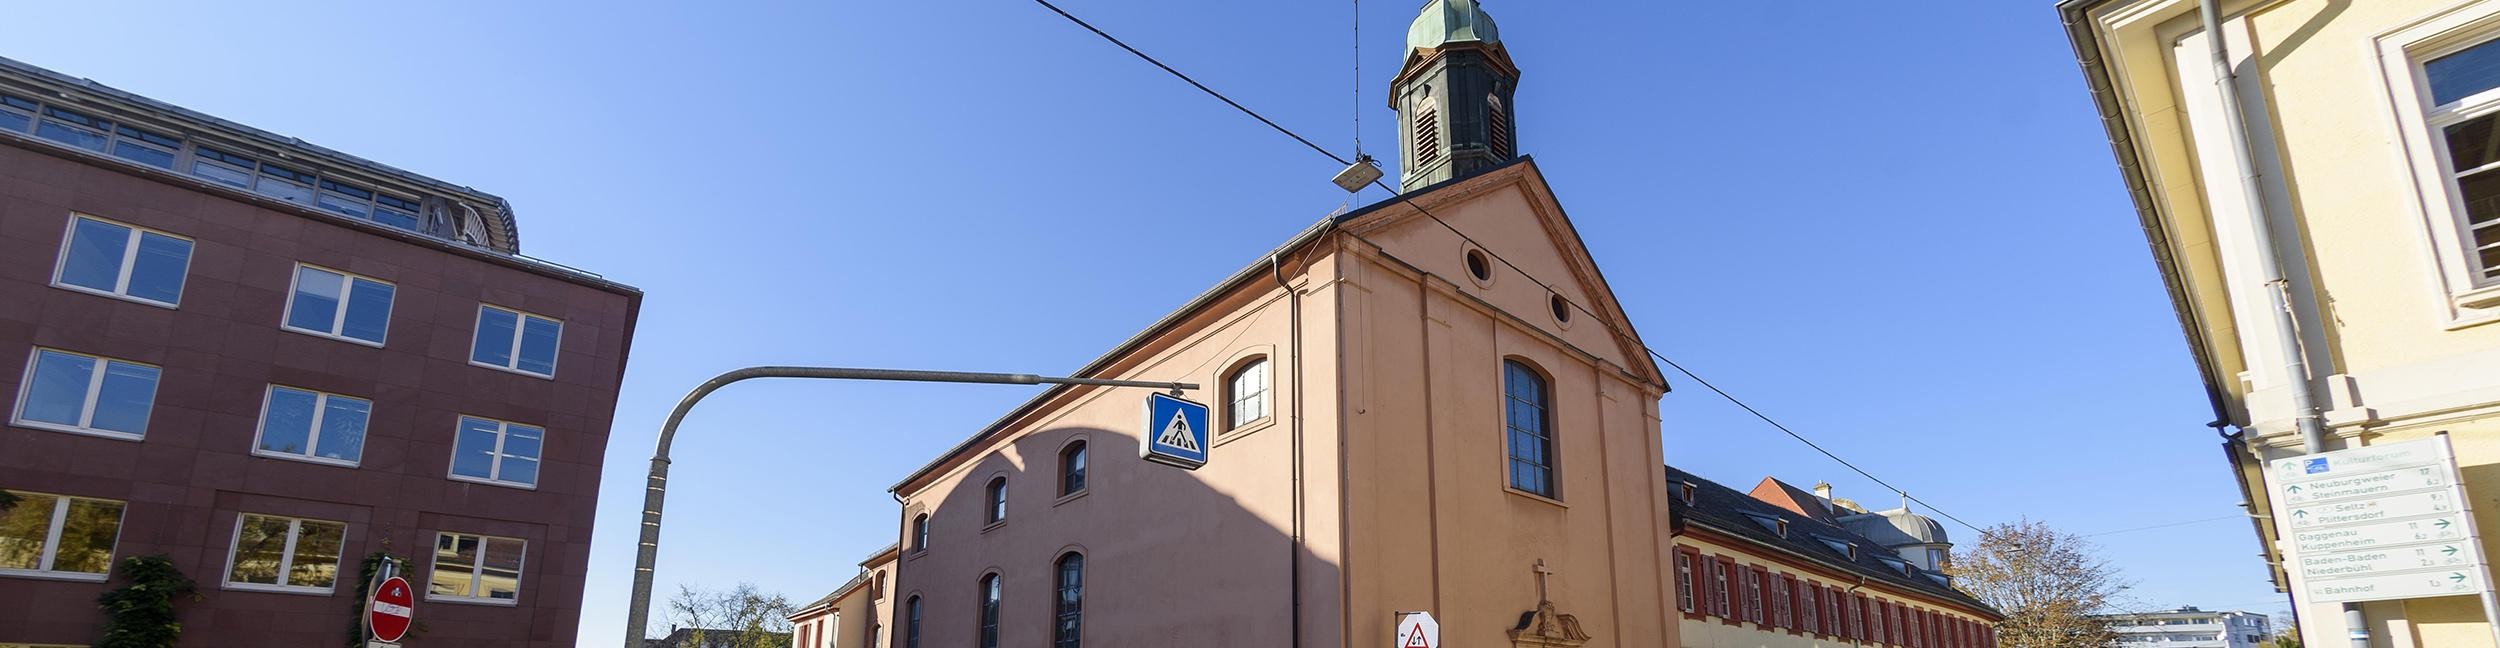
top-left (624, 365), bottom-right (1197, 646)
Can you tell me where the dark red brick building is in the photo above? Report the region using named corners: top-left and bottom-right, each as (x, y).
top-left (0, 56), bottom-right (640, 647)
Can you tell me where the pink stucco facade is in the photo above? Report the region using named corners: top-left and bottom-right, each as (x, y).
top-left (885, 160), bottom-right (1676, 648)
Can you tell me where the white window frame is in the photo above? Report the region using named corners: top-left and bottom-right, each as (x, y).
top-left (249, 385), bottom-right (371, 468)
top-left (49, 213), bottom-right (191, 309)
top-left (468, 304), bottom-right (563, 379)
top-left (0, 490), bottom-right (125, 582)
top-left (220, 513), bottom-right (346, 595)
top-left (2381, 0), bottom-right (2500, 319)
top-left (447, 415), bottom-right (544, 490)
top-left (279, 263), bottom-right (393, 347)
top-left (10, 347), bottom-right (158, 442)
top-left (1225, 357), bottom-right (1269, 430)
top-left (425, 531), bottom-right (526, 606)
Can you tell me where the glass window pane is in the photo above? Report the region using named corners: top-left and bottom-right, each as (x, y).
top-left (430, 533), bottom-right (478, 598)
top-left (191, 160), bottom-right (250, 188)
top-left (482, 538), bottom-right (523, 599)
top-left (257, 387), bottom-right (318, 455)
top-left (373, 207), bottom-right (421, 232)
top-left (0, 107), bottom-right (27, 133)
top-left (0, 493), bottom-right (60, 571)
top-left (2430, 38), bottom-right (2500, 106)
top-left (316, 191), bottom-right (372, 220)
top-left (88, 361), bottom-right (160, 436)
top-left (451, 418), bottom-right (500, 480)
top-left (36, 121), bottom-right (108, 152)
top-left (518, 317), bottom-right (560, 375)
top-left (472, 308), bottom-right (517, 366)
top-left (499, 457), bottom-right (539, 487)
top-left (111, 141), bottom-right (175, 169)
top-left (253, 176), bottom-right (313, 204)
top-left (58, 218), bottom-right (131, 293)
top-left (125, 232), bottom-right (191, 304)
top-left (316, 396), bottom-right (370, 462)
top-left (287, 520), bottom-right (343, 588)
top-left (51, 498), bottom-right (124, 574)
top-left (341, 279), bottom-right (393, 344)
top-left (287, 267), bottom-right (345, 333)
top-left (502, 424), bottom-right (543, 461)
top-left (20, 350), bottom-right (96, 427)
top-left (227, 515), bottom-right (291, 585)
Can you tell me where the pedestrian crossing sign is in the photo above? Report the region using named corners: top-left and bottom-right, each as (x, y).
top-left (1141, 392), bottom-right (1211, 470)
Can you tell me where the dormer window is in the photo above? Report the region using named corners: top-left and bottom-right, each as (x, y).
top-left (1878, 556), bottom-right (1911, 576)
top-left (1742, 512), bottom-right (1788, 538)
top-left (1679, 481), bottom-right (1697, 506)
top-left (1815, 536), bottom-right (1857, 560)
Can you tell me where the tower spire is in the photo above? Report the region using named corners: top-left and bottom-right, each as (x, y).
top-left (1390, 0), bottom-right (1520, 192)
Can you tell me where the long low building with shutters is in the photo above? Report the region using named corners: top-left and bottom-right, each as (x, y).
top-left (1668, 466), bottom-right (2004, 648)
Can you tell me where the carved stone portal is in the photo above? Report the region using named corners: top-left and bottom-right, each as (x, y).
top-left (1509, 600), bottom-right (1591, 648)
top-left (1510, 560), bottom-right (1591, 648)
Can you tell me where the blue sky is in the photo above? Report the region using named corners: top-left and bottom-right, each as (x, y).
top-left (5, 0), bottom-right (2287, 642)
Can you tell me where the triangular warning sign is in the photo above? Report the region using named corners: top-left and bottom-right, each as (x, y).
top-left (1156, 410), bottom-right (1201, 453)
top-left (1404, 629), bottom-right (1432, 648)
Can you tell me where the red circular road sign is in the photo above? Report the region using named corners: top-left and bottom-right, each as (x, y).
top-left (368, 575), bottom-right (415, 642)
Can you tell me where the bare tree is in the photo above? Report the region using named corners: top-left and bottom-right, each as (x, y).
top-left (1951, 519), bottom-right (2128, 648)
top-left (662, 583), bottom-right (794, 648)
top-left (2265, 611), bottom-right (2302, 648)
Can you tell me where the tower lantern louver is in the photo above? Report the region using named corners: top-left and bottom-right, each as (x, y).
top-left (1393, 0), bottom-right (1520, 192)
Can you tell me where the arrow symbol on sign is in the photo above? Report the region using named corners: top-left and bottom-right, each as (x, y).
top-left (2294, 510), bottom-right (2310, 518)
top-left (2446, 546), bottom-right (2461, 557)
top-left (2453, 573), bottom-right (2470, 583)
top-left (2439, 519), bottom-right (2455, 529)
top-left (2289, 485), bottom-right (2304, 494)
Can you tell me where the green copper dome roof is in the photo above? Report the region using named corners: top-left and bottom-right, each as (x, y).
top-left (1407, 0), bottom-right (1499, 52)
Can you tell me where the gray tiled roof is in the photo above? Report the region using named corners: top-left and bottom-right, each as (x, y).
top-left (1668, 465), bottom-right (2001, 617)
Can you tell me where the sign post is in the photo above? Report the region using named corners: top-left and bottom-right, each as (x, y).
top-left (2270, 434), bottom-right (2498, 637)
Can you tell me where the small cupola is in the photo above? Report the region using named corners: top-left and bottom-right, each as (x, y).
top-left (1391, 0), bottom-right (1521, 192)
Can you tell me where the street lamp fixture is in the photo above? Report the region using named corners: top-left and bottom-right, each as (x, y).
top-left (622, 366), bottom-right (1197, 647)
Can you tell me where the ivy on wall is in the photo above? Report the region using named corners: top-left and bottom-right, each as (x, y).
top-left (95, 554), bottom-right (197, 648)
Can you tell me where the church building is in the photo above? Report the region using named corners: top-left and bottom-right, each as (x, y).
top-left (859, 1), bottom-right (1683, 646)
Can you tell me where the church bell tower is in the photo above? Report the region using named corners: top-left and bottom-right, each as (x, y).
top-left (1393, 0), bottom-right (1520, 193)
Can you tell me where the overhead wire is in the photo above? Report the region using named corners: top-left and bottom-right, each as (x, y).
top-left (1027, 0), bottom-right (1992, 534)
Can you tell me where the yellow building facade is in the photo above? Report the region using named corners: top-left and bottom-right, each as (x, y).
top-left (2065, 0), bottom-right (2500, 644)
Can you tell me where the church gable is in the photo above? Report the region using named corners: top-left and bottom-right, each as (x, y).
top-left (1337, 159), bottom-right (1662, 388)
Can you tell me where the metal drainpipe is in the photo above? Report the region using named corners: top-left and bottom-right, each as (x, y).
top-left (1273, 246), bottom-right (1306, 648)
top-left (2195, 0), bottom-right (2349, 644)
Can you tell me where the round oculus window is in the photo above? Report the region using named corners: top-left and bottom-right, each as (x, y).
top-left (1464, 249), bottom-right (1493, 283)
top-left (1550, 294), bottom-right (1572, 323)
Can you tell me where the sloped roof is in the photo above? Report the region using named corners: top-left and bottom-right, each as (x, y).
top-left (1746, 477), bottom-right (1837, 524)
top-left (1669, 465), bottom-right (2000, 618)
top-left (892, 156), bottom-right (1664, 494)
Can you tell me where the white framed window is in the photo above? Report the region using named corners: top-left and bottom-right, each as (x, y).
top-left (223, 513), bottom-right (345, 594)
top-left (12, 348), bottom-right (161, 441)
top-left (1225, 357), bottom-right (1269, 430)
top-left (449, 416), bottom-right (543, 489)
top-left (51, 214), bottom-right (193, 308)
top-left (469, 305), bottom-right (562, 378)
top-left (0, 490), bottom-right (125, 581)
top-left (251, 385), bottom-right (372, 467)
top-left (428, 532), bottom-right (524, 604)
top-left (2381, 3), bottom-right (2500, 313)
top-left (281, 264), bottom-right (394, 346)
